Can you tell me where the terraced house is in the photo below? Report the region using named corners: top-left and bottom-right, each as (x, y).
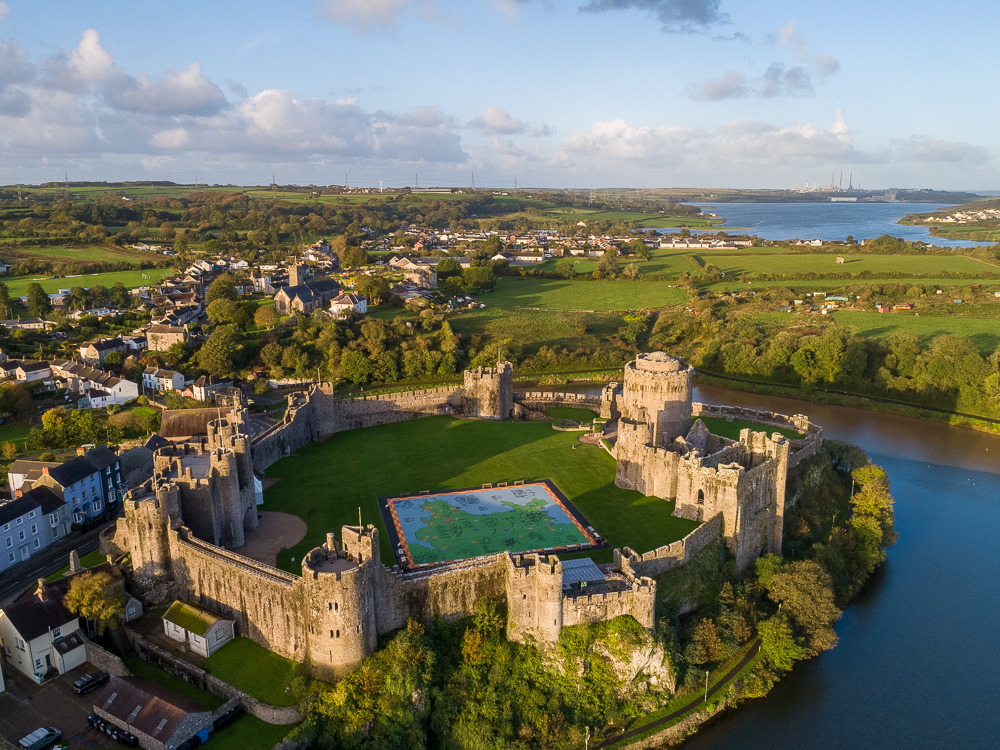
top-left (0, 486), bottom-right (68, 571)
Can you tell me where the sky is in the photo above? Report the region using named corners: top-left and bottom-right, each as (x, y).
top-left (0, 0), bottom-right (996, 190)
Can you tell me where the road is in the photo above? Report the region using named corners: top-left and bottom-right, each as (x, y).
top-left (0, 524), bottom-right (111, 605)
top-left (245, 415), bottom-right (277, 439)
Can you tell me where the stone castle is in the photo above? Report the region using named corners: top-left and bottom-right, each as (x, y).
top-left (102, 355), bottom-right (822, 680)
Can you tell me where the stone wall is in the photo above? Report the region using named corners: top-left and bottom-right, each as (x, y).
top-left (620, 353), bottom-right (693, 446)
top-left (615, 513), bottom-right (724, 579)
top-left (562, 575), bottom-right (655, 631)
top-left (313, 384), bottom-right (464, 437)
top-left (514, 391), bottom-right (602, 413)
top-left (691, 402), bottom-right (823, 469)
top-left (83, 638), bottom-right (130, 677)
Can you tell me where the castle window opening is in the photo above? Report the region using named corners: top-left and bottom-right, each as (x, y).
top-left (336, 629), bottom-right (340, 638)
top-left (697, 489), bottom-right (705, 505)
top-left (330, 630), bottom-right (334, 638)
top-left (335, 602), bottom-right (339, 611)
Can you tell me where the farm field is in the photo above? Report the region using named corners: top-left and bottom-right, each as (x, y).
top-left (705, 276), bottom-right (989, 292)
top-left (708, 253), bottom-right (993, 277)
top-left (260, 416), bottom-right (699, 571)
top-left (0, 244), bottom-right (152, 264)
top-left (449, 306), bottom-right (624, 355)
top-left (753, 310), bottom-right (1000, 354)
top-left (3, 268), bottom-right (174, 296)
top-left (484, 277), bottom-right (686, 310)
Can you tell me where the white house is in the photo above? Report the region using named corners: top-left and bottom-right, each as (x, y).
top-left (0, 582), bottom-right (85, 682)
top-left (162, 600), bottom-right (234, 658)
top-left (143, 367), bottom-right (185, 393)
top-left (329, 293), bottom-right (367, 318)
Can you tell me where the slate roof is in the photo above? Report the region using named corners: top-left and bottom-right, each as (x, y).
top-left (52, 629), bottom-right (85, 655)
top-left (143, 434), bottom-right (171, 452)
top-left (84, 446), bottom-right (119, 471)
top-left (85, 338), bottom-right (126, 352)
top-left (1, 588), bottom-right (77, 641)
top-left (159, 408), bottom-right (220, 438)
top-left (94, 676), bottom-right (209, 742)
top-left (47, 456), bottom-right (100, 488)
top-left (0, 486), bottom-right (64, 525)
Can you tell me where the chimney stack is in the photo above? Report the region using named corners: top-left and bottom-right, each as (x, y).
top-left (42, 466), bottom-right (50, 475)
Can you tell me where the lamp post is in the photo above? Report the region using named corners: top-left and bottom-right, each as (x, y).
top-left (704, 670), bottom-right (709, 704)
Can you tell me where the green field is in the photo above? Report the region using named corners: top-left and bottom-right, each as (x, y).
top-left (124, 655), bottom-right (226, 710)
top-left (3, 268), bottom-right (174, 297)
top-left (0, 420), bottom-right (34, 449)
top-left (546, 407), bottom-right (598, 422)
top-left (450, 306), bottom-right (625, 355)
top-left (483, 277), bottom-right (686, 311)
top-left (201, 637), bottom-right (299, 706)
top-left (829, 311), bottom-right (1000, 353)
top-left (260, 416), bottom-right (699, 570)
top-left (706, 276), bottom-right (988, 292)
top-left (0, 245), bottom-right (151, 264)
top-left (708, 253), bottom-right (992, 277)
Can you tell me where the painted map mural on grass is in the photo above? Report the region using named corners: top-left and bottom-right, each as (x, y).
top-left (383, 482), bottom-right (597, 566)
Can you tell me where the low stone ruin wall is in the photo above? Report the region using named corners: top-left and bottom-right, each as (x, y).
top-left (615, 512), bottom-right (724, 579)
top-left (691, 402), bottom-right (823, 469)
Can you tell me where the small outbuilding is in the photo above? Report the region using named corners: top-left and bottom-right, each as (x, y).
top-left (836, 256), bottom-right (845, 264)
top-left (162, 601), bottom-right (234, 657)
top-left (93, 675), bottom-right (213, 750)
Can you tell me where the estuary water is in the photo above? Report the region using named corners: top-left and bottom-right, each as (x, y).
top-left (654, 202), bottom-right (984, 248)
top-left (518, 383), bottom-right (1000, 748)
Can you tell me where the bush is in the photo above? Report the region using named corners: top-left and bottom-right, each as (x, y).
top-left (39, 452), bottom-right (56, 462)
top-left (253, 379), bottom-right (271, 395)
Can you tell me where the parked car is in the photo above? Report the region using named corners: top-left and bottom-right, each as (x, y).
top-left (73, 671), bottom-right (108, 695)
top-left (19, 728), bottom-right (61, 750)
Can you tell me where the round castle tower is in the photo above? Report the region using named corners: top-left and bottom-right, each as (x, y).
top-left (619, 353), bottom-right (693, 447)
top-left (301, 526), bottom-right (380, 680)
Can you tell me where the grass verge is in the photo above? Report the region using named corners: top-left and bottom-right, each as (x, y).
top-left (201, 637), bottom-right (300, 707)
top-left (45, 549), bottom-right (106, 582)
top-left (123, 655), bottom-right (226, 710)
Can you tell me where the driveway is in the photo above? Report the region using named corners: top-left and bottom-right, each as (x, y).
top-left (0, 662), bottom-right (115, 750)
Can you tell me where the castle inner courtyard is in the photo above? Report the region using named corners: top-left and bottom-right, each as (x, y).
top-left (380, 480), bottom-right (603, 568)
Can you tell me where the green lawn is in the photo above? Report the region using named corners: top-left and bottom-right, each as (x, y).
top-left (201, 637), bottom-right (299, 706)
top-left (123, 655), bottom-right (226, 710)
top-left (545, 407), bottom-right (598, 422)
top-left (45, 549), bottom-right (106, 582)
top-left (706, 276), bottom-right (986, 292)
top-left (694, 416), bottom-right (803, 441)
top-left (261, 416), bottom-right (699, 571)
top-left (0, 420), bottom-right (34, 449)
top-left (3, 268), bottom-right (174, 297)
top-left (210, 715), bottom-right (296, 750)
top-left (483, 277), bottom-right (686, 311)
top-left (707, 253), bottom-right (991, 277)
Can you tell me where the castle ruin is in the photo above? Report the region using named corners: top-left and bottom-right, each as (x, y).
top-left (103, 355), bottom-right (822, 679)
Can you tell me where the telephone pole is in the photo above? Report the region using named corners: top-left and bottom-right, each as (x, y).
top-left (415, 173), bottom-right (419, 190)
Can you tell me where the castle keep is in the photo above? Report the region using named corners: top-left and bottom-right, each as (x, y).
top-left (103, 355), bottom-right (822, 679)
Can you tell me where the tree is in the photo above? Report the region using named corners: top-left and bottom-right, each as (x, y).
top-left (64, 571), bottom-right (124, 636)
top-left (0, 383), bottom-right (33, 419)
top-left (254, 305), bottom-right (279, 330)
top-left (207, 297), bottom-right (239, 325)
top-left (556, 261), bottom-right (575, 279)
top-left (357, 276), bottom-right (390, 306)
top-left (27, 282), bottom-right (50, 317)
top-left (435, 257), bottom-right (462, 279)
top-left (341, 350), bottom-right (373, 385)
top-left (690, 618), bottom-right (725, 664)
top-left (103, 351), bottom-right (124, 371)
top-left (198, 325), bottom-right (241, 378)
top-left (442, 276), bottom-right (465, 297)
top-left (1, 442), bottom-right (16, 460)
top-left (769, 559), bottom-right (842, 655)
top-left (597, 251), bottom-right (619, 276)
top-left (0, 281), bottom-right (10, 317)
top-left (342, 247), bottom-right (370, 268)
top-left (759, 615), bottom-right (806, 671)
top-left (462, 266), bottom-right (496, 293)
top-left (110, 281), bottom-right (130, 310)
top-left (260, 340), bottom-right (283, 369)
top-left (205, 275), bottom-right (238, 303)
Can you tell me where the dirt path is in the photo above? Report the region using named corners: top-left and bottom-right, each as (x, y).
top-left (240, 511), bottom-right (307, 568)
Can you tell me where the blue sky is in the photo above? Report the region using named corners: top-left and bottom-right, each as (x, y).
top-left (0, 0), bottom-right (995, 189)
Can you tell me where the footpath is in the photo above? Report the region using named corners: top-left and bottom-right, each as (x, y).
top-left (597, 639), bottom-right (762, 749)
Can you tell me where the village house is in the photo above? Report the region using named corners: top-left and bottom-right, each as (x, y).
top-left (0, 581), bottom-right (85, 682)
top-left (80, 338), bottom-right (128, 367)
top-left (143, 367), bottom-right (186, 393)
top-left (21, 447), bottom-right (123, 523)
top-left (0, 486), bottom-right (69, 571)
top-left (146, 324), bottom-right (187, 352)
top-left (14, 360), bottom-right (51, 383)
top-left (190, 375), bottom-right (232, 402)
top-left (50, 360), bottom-right (140, 406)
top-left (161, 600), bottom-right (235, 657)
top-left (0, 318), bottom-right (49, 331)
top-left (329, 292), bottom-right (367, 318)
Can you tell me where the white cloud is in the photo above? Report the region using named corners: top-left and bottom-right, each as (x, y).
top-left (556, 119), bottom-right (702, 166)
top-left (0, 3), bottom-right (10, 22)
top-left (150, 128), bottom-right (192, 149)
top-left (111, 62), bottom-right (227, 116)
top-left (469, 106), bottom-right (527, 135)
